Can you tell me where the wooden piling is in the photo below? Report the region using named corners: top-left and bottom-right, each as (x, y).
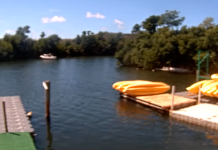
top-left (2, 101), bottom-right (8, 132)
top-left (46, 117), bottom-right (53, 149)
top-left (170, 85), bottom-right (175, 110)
top-left (198, 85), bottom-right (201, 104)
top-left (196, 70), bottom-right (200, 82)
top-left (43, 81), bottom-right (50, 118)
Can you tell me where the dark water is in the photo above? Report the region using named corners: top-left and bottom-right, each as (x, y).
top-left (0, 57), bottom-right (218, 150)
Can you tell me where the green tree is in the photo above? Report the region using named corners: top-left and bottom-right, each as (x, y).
top-left (0, 25), bottom-right (127, 59)
top-left (131, 24), bottom-right (141, 34)
top-left (199, 17), bottom-right (215, 29)
top-left (3, 26), bottom-right (34, 59)
top-left (0, 40), bottom-right (13, 60)
top-left (158, 10), bottom-right (185, 29)
top-left (40, 32), bottom-right (45, 38)
top-left (16, 25), bottom-right (30, 38)
top-left (142, 15), bottom-right (160, 34)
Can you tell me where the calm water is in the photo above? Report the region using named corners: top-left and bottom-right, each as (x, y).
top-left (0, 57), bottom-right (218, 150)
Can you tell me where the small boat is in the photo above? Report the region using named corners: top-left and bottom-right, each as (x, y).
top-left (155, 67), bottom-right (192, 73)
top-left (40, 53), bottom-right (57, 59)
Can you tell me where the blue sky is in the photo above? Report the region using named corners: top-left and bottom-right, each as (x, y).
top-left (0, 0), bottom-right (217, 39)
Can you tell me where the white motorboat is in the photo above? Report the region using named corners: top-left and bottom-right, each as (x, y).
top-left (155, 67), bottom-right (192, 73)
top-left (40, 53), bottom-right (57, 59)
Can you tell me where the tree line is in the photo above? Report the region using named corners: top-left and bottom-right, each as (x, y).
top-left (115, 10), bottom-right (218, 71)
top-left (1, 10), bottom-right (218, 72)
top-left (0, 26), bottom-right (129, 60)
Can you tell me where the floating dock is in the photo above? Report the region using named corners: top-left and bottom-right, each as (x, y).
top-left (0, 132), bottom-right (36, 150)
top-left (170, 103), bottom-right (218, 130)
top-left (0, 96), bottom-right (36, 150)
top-left (0, 96), bottom-right (34, 133)
top-left (121, 92), bottom-right (197, 111)
top-left (121, 91), bottom-right (218, 130)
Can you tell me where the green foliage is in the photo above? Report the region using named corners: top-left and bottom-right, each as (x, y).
top-left (158, 10), bottom-right (185, 29)
top-left (0, 40), bottom-right (13, 60)
top-left (2, 9), bottom-right (218, 72)
top-left (199, 17), bottom-right (215, 29)
top-left (132, 24), bottom-right (141, 34)
top-left (40, 32), bottom-right (45, 38)
top-left (0, 26), bottom-right (128, 61)
top-left (142, 15), bottom-right (160, 34)
top-left (16, 25), bottom-right (30, 38)
top-left (115, 10), bottom-right (218, 70)
top-left (3, 26), bottom-right (34, 59)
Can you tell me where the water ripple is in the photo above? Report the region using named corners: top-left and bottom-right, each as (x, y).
top-left (0, 57), bottom-right (217, 150)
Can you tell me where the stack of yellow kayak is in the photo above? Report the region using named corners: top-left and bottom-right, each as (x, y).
top-left (186, 74), bottom-right (218, 97)
top-left (112, 80), bottom-right (170, 96)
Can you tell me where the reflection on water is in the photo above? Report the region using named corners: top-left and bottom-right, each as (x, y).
top-left (206, 134), bottom-right (218, 145)
top-left (118, 97), bottom-right (218, 147)
top-left (116, 98), bottom-right (152, 120)
top-left (169, 117), bottom-right (218, 146)
top-left (46, 117), bottom-right (53, 150)
top-left (1, 57), bottom-right (218, 150)
top-left (116, 97), bottom-right (168, 121)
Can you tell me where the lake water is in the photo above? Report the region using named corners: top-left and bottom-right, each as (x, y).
top-left (0, 57), bottom-right (218, 150)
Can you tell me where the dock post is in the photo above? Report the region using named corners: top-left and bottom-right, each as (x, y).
top-left (46, 116), bottom-right (53, 149)
top-left (43, 81), bottom-right (50, 119)
top-left (2, 101), bottom-right (8, 132)
top-left (170, 85), bottom-right (175, 110)
top-left (198, 85), bottom-right (201, 104)
top-left (196, 70), bottom-right (200, 82)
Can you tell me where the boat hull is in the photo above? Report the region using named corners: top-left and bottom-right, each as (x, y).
top-left (155, 67), bottom-right (192, 73)
top-left (40, 55), bottom-right (57, 59)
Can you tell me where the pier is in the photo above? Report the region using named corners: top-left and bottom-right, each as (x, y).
top-left (170, 103), bottom-right (218, 130)
top-left (121, 91), bottom-right (218, 130)
top-left (0, 96), bottom-right (36, 150)
top-left (121, 92), bottom-right (198, 111)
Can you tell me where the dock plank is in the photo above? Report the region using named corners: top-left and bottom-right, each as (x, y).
top-left (121, 91), bottom-right (218, 130)
top-left (136, 93), bottom-right (197, 109)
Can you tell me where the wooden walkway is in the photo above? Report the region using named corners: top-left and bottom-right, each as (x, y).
top-left (121, 92), bottom-right (197, 111)
top-left (175, 91), bottom-right (218, 104)
top-left (121, 91), bottom-right (218, 130)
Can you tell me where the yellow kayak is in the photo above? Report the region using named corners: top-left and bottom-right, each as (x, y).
top-left (186, 80), bottom-right (210, 94)
top-left (123, 89), bottom-right (169, 96)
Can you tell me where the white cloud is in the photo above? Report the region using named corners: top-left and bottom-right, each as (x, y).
top-left (29, 30), bottom-right (39, 40)
top-left (114, 19), bottom-right (125, 29)
top-left (114, 19), bottom-right (123, 25)
top-left (50, 16), bottom-right (66, 22)
top-left (86, 12), bottom-right (105, 19)
top-left (5, 30), bottom-right (15, 34)
top-left (41, 16), bottom-right (66, 23)
top-left (100, 27), bottom-right (108, 31)
top-left (42, 18), bottom-right (49, 23)
top-left (117, 25), bottom-right (125, 29)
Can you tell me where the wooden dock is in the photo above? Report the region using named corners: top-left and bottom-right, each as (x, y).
top-left (121, 91), bottom-right (218, 130)
top-left (121, 92), bottom-right (197, 111)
